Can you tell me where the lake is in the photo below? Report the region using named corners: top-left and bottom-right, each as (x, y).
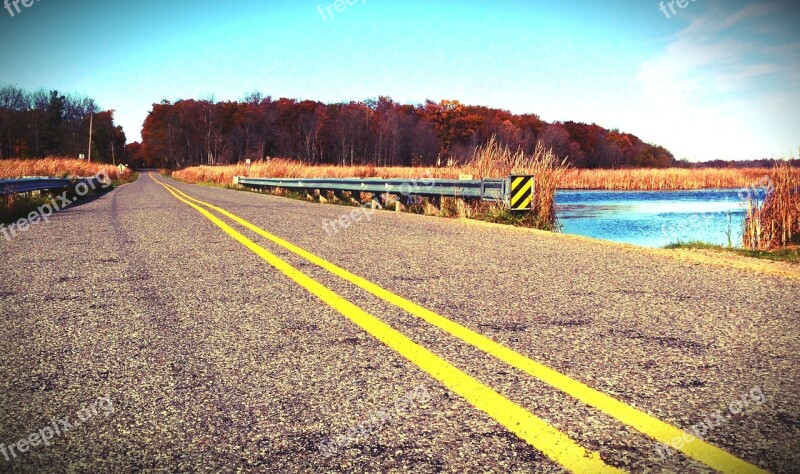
top-left (555, 189), bottom-right (767, 248)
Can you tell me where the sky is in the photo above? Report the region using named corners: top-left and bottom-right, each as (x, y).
top-left (0, 0), bottom-right (798, 162)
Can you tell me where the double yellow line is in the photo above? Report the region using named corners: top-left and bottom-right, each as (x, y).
top-left (152, 174), bottom-right (765, 474)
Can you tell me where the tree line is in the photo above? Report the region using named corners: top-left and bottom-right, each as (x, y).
top-left (136, 94), bottom-right (677, 170)
top-left (693, 158), bottom-right (800, 169)
top-left (0, 84), bottom-right (126, 164)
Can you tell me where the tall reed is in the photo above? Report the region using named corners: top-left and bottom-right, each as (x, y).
top-left (744, 163), bottom-right (799, 250)
top-left (560, 168), bottom-right (788, 190)
top-left (467, 137), bottom-right (568, 230)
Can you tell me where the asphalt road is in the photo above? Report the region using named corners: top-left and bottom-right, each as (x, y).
top-left (0, 172), bottom-right (798, 473)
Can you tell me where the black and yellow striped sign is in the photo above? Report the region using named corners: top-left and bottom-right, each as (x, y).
top-left (509, 175), bottom-right (534, 211)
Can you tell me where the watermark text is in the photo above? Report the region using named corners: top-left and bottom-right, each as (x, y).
top-left (1, 395), bottom-right (114, 463)
top-left (317, 0), bottom-right (367, 22)
top-left (4, 0), bottom-right (43, 18)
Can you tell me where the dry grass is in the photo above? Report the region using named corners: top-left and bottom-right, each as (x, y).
top-left (1, 158), bottom-right (133, 222)
top-left (173, 159), bottom-right (789, 192)
top-left (174, 151), bottom-right (798, 235)
top-left (0, 158), bottom-right (131, 181)
top-left (744, 163), bottom-right (800, 250)
top-left (173, 138), bottom-right (569, 230)
top-left (173, 160), bottom-right (463, 186)
top-left (559, 168), bottom-right (790, 190)
top-left (468, 137), bottom-right (567, 230)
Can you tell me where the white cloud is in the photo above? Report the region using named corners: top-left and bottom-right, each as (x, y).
top-left (629, 0), bottom-right (800, 161)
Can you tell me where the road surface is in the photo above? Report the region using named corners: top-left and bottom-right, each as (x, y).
top-left (1, 172), bottom-right (798, 473)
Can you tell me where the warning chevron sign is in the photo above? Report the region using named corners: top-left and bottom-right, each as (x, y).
top-left (509, 175), bottom-right (534, 211)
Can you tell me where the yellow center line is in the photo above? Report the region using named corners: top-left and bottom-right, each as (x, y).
top-left (157, 175), bottom-right (767, 474)
top-left (151, 174), bottom-right (621, 473)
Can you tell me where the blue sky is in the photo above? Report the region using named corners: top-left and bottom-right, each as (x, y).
top-left (0, 0), bottom-right (797, 161)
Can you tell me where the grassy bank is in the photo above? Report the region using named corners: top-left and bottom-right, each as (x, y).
top-left (170, 152), bottom-right (800, 242)
top-left (664, 241), bottom-right (800, 264)
top-left (171, 138), bottom-right (567, 231)
top-left (1, 159), bottom-right (137, 226)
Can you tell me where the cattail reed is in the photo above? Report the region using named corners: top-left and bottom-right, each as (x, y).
top-left (744, 163), bottom-right (799, 250)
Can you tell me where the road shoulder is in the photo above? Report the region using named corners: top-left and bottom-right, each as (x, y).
top-left (459, 218), bottom-right (800, 280)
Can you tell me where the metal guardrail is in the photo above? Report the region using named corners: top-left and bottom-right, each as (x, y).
top-left (0, 177), bottom-right (102, 196)
top-left (234, 176), bottom-right (511, 202)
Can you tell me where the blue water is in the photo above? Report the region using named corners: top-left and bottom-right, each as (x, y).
top-left (555, 189), bottom-right (766, 248)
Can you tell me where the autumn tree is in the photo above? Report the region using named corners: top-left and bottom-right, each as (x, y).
top-left (138, 94), bottom-right (677, 170)
top-left (0, 85), bottom-right (126, 161)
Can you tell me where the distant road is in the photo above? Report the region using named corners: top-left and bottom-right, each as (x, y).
top-left (1, 172), bottom-right (797, 472)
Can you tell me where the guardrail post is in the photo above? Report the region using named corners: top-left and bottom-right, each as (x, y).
top-left (332, 190), bottom-right (348, 204)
